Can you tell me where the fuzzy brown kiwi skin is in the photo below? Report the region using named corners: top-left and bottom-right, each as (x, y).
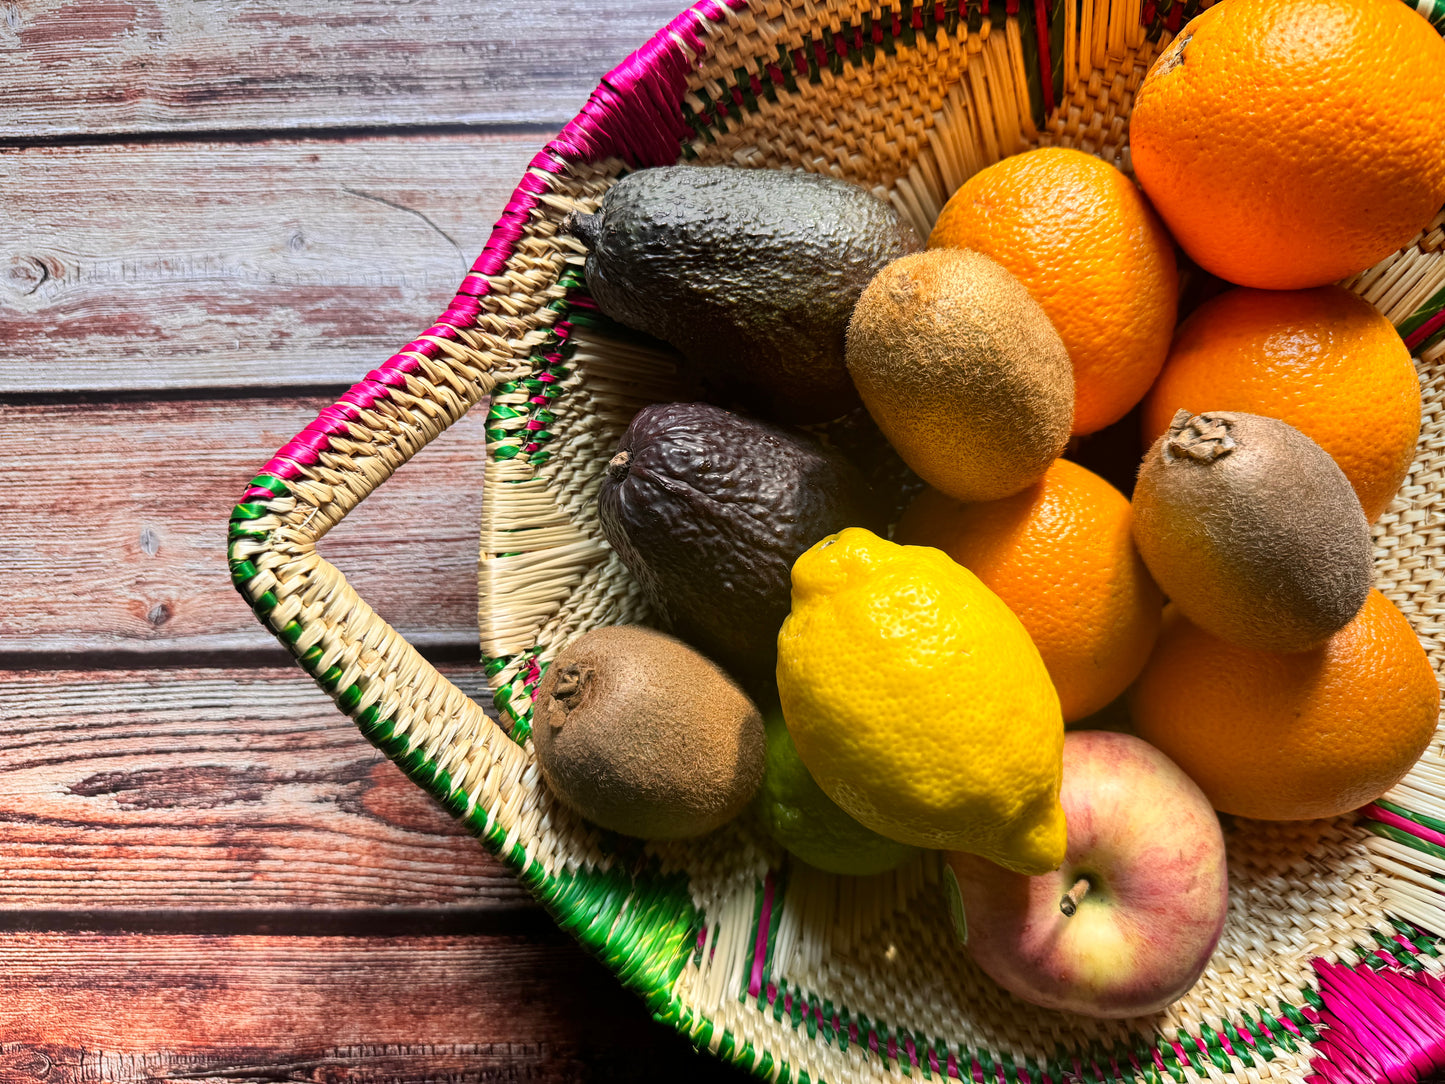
top-left (1132, 409), bottom-right (1372, 653)
top-left (531, 625), bottom-right (766, 840)
top-left (845, 249), bottom-right (1073, 503)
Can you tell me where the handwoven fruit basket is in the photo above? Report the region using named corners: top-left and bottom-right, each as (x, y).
top-left (229, 0), bottom-right (1445, 1078)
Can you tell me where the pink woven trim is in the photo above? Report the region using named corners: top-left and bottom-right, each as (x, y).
top-left (256, 458), bottom-right (306, 481)
top-left (547, 0), bottom-right (743, 168)
top-left (472, 170), bottom-right (560, 279)
top-left (250, 0), bottom-right (736, 489)
top-left (1405, 307), bottom-right (1445, 352)
top-left (256, 410), bottom-right (359, 478)
top-left (1033, 0), bottom-right (1054, 115)
top-left (747, 872), bottom-right (775, 998)
top-left (259, 378), bottom-right (397, 478)
top-left (1309, 959), bottom-right (1445, 1084)
top-left (1362, 804), bottom-right (1445, 849)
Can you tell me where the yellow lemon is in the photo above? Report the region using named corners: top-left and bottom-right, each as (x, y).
top-left (776, 528), bottom-right (1066, 874)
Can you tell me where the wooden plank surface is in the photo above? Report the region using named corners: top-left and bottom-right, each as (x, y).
top-left (0, 666), bottom-right (531, 912)
top-left (0, 932), bottom-right (746, 1081)
top-left (0, 396), bottom-right (488, 659)
top-left (2, 0), bottom-right (751, 1076)
top-left (1, 0), bottom-right (687, 138)
top-left (1, 135), bottom-right (539, 393)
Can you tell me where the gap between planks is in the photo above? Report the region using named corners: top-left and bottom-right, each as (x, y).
top-left (0, 121), bottom-right (558, 150)
top-left (0, 908), bottom-right (557, 937)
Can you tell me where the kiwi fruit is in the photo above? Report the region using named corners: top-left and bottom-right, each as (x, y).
top-left (845, 249), bottom-right (1074, 502)
top-left (531, 625), bottom-right (766, 840)
top-left (1133, 409), bottom-right (1372, 653)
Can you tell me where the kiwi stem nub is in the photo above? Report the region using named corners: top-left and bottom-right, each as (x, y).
top-left (607, 451), bottom-right (632, 483)
top-left (562, 211), bottom-right (602, 250)
top-left (550, 665), bottom-right (589, 721)
top-left (1060, 876), bottom-right (1092, 917)
top-left (1166, 409), bottom-right (1237, 464)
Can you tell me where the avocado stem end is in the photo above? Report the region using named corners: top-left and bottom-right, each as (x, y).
top-left (562, 211), bottom-right (603, 250)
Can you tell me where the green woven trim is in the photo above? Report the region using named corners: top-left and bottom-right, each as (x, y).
top-left (487, 648), bottom-right (545, 746)
top-left (1417, 0), bottom-right (1445, 33)
top-left (1368, 819), bottom-right (1445, 862)
top-left (484, 270), bottom-right (582, 469)
top-left (1374, 796), bottom-right (1445, 836)
top-left (719, 886), bottom-right (1444, 1084)
top-left (355, 707), bottom-right (707, 1013)
top-left (479, 268), bottom-right (586, 745)
top-left (227, 476), bottom-right (293, 620)
top-left (229, 478), bottom-right (705, 1016)
top-left (1397, 281), bottom-right (1445, 342)
top-left (478, 265), bottom-right (668, 745)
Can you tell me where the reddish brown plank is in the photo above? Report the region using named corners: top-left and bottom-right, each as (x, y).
top-left (0, 0), bottom-right (686, 138)
top-left (0, 932), bottom-right (746, 1082)
top-left (0, 397), bottom-right (484, 657)
top-left (1, 135), bottom-right (541, 392)
top-left (0, 666), bottom-right (528, 910)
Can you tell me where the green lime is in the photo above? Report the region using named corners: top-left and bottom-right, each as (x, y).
top-left (755, 708), bottom-right (920, 876)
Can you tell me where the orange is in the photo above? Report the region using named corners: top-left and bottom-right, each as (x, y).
top-left (1142, 285), bottom-right (1420, 521)
top-left (1130, 592), bottom-right (1439, 821)
top-left (1128, 0), bottom-right (1445, 290)
top-left (897, 458), bottom-right (1163, 723)
top-left (929, 148), bottom-right (1178, 435)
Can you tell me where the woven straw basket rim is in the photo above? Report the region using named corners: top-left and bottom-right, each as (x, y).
top-left (229, 1), bottom-right (1445, 1080)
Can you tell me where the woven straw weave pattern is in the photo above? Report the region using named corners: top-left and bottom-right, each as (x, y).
top-left (469, 1), bottom-right (1445, 1077)
top-left (231, 0), bottom-right (1445, 1078)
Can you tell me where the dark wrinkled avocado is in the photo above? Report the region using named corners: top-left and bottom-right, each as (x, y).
top-left (564, 166), bottom-right (922, 424)
top-left (598, 402), bottom-right (885, 693)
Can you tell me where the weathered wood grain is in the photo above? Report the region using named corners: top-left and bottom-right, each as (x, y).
top-left (0, 933), bottom-right (746, 1082)
top-left (0, 665), bottom-right (531, 911)
top-left (0, 397), bottom-right (486, 658)
top-left (1, 0), bottom-right (686, 139)
top-left (1, 135), bottom-right (543, 393)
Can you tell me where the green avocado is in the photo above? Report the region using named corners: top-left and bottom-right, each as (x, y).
top-left (564, 166), bottom-right (922, 424)
top-left (597, 401), bottom-right (885, 697)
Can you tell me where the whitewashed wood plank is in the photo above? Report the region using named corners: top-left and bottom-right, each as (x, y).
top-left (1, 0), bottom-right (685, 138)
top-left (0, 665), bottom-right (530, 910)
top-left (1, 135), bottom-right (544, 392)
top-left (0, 396), bottom-right (488, 655)
top-left (0, 933), bottom-right (736, 1081)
